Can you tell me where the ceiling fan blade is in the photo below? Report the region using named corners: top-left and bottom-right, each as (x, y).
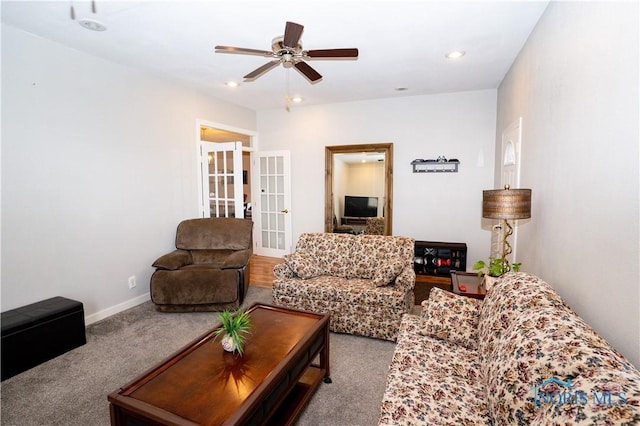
top-left (215, 45), bottom-right (274, 57)
top-left (283, 21), bottom-right (304, 48)
top-left (294, 61), bottom-right (322, 83)
top-left (244, 60), bottom-right (281, 81)
top-left (306, 48), bottom-right (359, 59)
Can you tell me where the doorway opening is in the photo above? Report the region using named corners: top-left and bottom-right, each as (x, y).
top-left (197, 122), bottom-right (292, 257)
top-left (200, 125), bottom-right (253, 219)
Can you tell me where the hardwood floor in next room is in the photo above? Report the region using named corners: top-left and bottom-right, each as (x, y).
top-left (249, 255), bottom-right (280, 288)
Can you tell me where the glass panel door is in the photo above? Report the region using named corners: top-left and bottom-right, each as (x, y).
top-left (256, 151), bottom-right (291, 256)
top-left (201, 142), bottom-right (243, 218)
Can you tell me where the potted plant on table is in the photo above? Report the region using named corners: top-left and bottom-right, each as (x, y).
top-left (213, 309), bottom-right (252, 355)
top-left (472, 258), bottom-right (521, 290)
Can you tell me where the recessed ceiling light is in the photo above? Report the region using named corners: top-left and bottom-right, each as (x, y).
top-left (226, 81), bottom-right (239, 88)
top-left (78, 18), bottom-right (106, 31)
top-left (292, 96), bottom-right (303, 103)
top-left (446, 50), bottom-right (466, 59)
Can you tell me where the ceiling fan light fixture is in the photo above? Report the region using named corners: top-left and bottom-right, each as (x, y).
top-left (215, 21), bottom-right (357, 84)
top-left (282, 53), bottom-right (295, 68)
top-left (446, 50), bottom-right (465, 59)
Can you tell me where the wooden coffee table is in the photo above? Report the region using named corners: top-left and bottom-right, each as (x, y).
top-left (108, 304), bottom-right (331, 426)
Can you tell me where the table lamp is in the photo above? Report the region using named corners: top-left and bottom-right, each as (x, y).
top-left (482, 184), bottom-right (532, 271)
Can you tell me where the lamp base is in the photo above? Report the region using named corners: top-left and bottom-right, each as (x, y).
top-left (500, 219), bottom-right (514, 272)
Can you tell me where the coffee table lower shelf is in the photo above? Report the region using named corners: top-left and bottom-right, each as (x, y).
top-left (265, 365), bottom-right (325, 426)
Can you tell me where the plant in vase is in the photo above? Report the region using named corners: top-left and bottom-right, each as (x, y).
top-left (213, 309), bottom-right (252, 355)
top-left (472, 258), bottom-right (521, 290)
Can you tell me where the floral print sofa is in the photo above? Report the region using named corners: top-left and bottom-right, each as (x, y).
top-left (379, 272), bottom-right (640, 425)
top-left (272, 232), bottom-right (415, 341)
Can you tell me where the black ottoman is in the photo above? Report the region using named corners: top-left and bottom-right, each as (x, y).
top-left (1, 297), bottom-right (86, 381)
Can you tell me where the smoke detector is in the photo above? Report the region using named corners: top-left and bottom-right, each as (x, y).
top-left (78, 18), bottom-right (107, 31)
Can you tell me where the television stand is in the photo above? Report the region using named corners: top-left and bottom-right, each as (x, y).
top-left (341, 216), bottom-right (370, 226)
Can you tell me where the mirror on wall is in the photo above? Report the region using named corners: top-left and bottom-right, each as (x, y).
top-left (324, 143), bottom-right (393, 235)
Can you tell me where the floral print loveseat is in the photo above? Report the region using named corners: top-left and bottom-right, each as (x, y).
top-left (379, 272), bottom-right (640, 425)
top-left (272, 232), bottom-right (415, 341)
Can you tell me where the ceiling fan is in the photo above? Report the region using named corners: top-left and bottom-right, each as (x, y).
top-left (215, 21), bottom-right (359, 84)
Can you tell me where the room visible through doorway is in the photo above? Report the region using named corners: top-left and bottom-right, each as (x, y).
top-left (200, 126), bottom-right (253, 220)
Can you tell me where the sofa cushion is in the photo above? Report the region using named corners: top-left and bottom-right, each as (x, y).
top-left (379, 314), bottom-right (490, 425)
top-left (350, 235), bottom-right (414, 279)
top-left (371, 258), bottom-right (405, 287)
top-left (295, 233), bottom-right (355, 278)
top-left (283, 251), bottom-right (323, 279)
top-left (419, 287), bottom-right (482, 350)
top-left (191, 249), bottom-right (239, 267)
top-left (420, 299), bottom-right (429, 315)
top-left (176, 217), bottom-right (252, 250)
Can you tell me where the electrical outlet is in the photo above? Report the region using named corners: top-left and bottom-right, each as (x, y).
top-left (128, 275), bottom-right (137, 289)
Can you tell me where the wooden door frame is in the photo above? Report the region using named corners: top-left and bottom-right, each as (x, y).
top-left (324, 143), bottom-right (393, 235)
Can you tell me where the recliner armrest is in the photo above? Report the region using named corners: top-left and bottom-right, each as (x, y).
top-left (221, 249), bottom-right (252, 269)
top-left (152, 249), bottom-right (192, 270)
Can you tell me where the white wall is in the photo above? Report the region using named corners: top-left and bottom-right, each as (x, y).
top-left (1, 25), bottom-right (256, 320)
top-left (337, 161), bottom-right (385, 217)
top-left (496, 2), bottom-right (639, 366)
top-left (257, 90), bottom-right (497, 268)
top-left (333, 157), bottom-right (347, 220)
top-left (346, 162), bottom-right (385, 217)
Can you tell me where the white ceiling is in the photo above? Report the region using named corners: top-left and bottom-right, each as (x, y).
top-left (1, 0), bottom-right (549, 111)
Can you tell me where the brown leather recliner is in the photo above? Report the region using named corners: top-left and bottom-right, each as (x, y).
top-left (150, 218), bottom-right (253, 312)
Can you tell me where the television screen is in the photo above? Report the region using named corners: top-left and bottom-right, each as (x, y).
top-left (344, 196), bottom-right (378, 217)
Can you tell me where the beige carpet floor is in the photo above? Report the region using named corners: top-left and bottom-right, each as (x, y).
top-left (0, 286), bottom-right (398, 426)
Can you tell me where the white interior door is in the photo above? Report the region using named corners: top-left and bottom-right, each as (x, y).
top-left (499, 117), bottom-right (523, 261)
top-left (201, 142), bottom-right (244, 218)
top-left (255, 151), bottom-right (292, 257)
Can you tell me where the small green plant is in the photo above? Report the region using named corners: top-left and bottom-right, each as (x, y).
top-left (213, 309), bottom-right (252, 355)
top-left (473, 258), bottom-right (521, 278)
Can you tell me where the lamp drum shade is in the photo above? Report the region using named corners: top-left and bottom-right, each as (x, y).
top-left (482, 188), bottom-right (532, 220)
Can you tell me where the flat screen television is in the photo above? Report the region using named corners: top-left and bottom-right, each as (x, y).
top-left (344, 196), bottom-right (378, 218)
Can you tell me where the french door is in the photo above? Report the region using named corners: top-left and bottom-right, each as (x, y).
top-left (255, 151), bottom-right (292, 257)
top-left (200, 142), bottom-right (244, 218)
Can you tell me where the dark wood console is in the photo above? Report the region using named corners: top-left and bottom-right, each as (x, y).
top-left (341, 216), bottom-right (370, 226)
top-left (414, 241), bottom-right (467, 304)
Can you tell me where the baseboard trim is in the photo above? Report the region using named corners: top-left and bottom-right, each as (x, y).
top-left (85, 293), bottom-right (150, 325)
